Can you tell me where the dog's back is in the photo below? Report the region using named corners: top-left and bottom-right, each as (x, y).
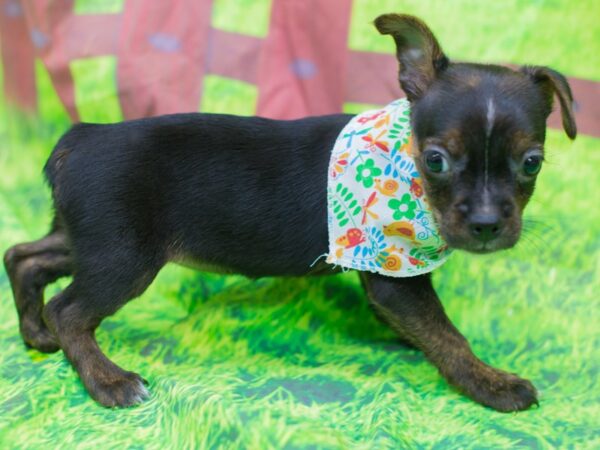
top-left (44, 112), bottom-right (351, 277)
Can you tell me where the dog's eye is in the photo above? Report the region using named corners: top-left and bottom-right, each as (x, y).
top-left (523, 155), bottom-right (543, 176)
top-left (424, 150), bottom-right (450, 173)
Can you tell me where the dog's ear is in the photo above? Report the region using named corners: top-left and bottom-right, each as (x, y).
top-left (520, 66), bottom-right (577, 140)
top-left (374, 14), bottom-right (448, 101)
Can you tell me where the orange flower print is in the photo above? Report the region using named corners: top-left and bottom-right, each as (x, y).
top-left (331, 152), bottom-right (349, 178)
top-left (409, 177), bottom-right (423, 198)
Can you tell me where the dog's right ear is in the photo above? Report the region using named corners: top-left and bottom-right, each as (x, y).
top-left (519, 65), bottom-right (577, 140)
top-left (374, 14), bottom-right (448, 102)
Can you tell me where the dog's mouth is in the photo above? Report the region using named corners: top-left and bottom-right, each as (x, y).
top-left (439, 227), bottom-right (521, 255)
top-left (463, 241), bottom-right (504, 254)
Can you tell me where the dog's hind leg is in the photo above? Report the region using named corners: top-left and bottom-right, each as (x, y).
top-left (42, 243), bottom-right (164, 407)
top-left (4, 229), bottom-right (71, 353)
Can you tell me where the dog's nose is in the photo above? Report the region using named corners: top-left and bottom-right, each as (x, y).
top-left (468, 213), bottom-right (502, 242)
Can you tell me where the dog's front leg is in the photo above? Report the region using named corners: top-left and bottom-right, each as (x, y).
top-left (360, 272), bottom-right (538, 412)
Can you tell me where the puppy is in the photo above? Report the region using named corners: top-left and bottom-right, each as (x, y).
top-left (3, 14), bottom-right (576, 411)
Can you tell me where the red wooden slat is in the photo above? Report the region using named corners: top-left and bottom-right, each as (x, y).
top-left (546, 77), bottom-right (600, 138)
top-left (62, 14), bottom-right (121, 60)
top-left (256, 0), bottom-right (353, 119)
top-left (116, 0), bottom-right (214, 119)
top-left (0, 0), bottom-right (37, 111)
top-left (208, 29), bottom-right (261, 85)
top-left (21, 0), bottom-right (79, 121)
top-left (345, 51), bottom-right (401, 105)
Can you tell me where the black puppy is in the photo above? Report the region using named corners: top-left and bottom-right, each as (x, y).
top-left (4, 14), bottom-right (576, 411)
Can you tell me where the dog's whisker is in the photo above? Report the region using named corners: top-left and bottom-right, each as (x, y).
top-left (515, 233), bottom-right (544, 256)
top-left (519, 227), bottom-right (555, 256)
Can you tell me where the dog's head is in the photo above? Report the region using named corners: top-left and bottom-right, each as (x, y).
top-left (375, 14), bottom-right (577, 254)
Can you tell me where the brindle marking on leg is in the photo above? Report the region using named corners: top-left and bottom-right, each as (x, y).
top-left (361, 272), bottom-right (538, 412)
top-left (42, 242), bottom-right (164, 408)
top-left (4, 231), bottom-right (71, 353)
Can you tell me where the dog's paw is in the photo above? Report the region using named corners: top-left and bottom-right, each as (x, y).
top-left (478, 372), bottom-right (538, 412)
top-left (21, 321), bottom-right (60, 353)
top-left (454, 366), bottom-right (538, 412)
top-left (86, 371), bottom-right (150, 408)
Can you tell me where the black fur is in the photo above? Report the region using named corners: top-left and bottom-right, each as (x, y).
top-left (46, 113), bottom-right (351, 277)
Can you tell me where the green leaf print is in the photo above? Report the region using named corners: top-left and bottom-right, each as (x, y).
top-left (332, 182), bottom-right (362, 227)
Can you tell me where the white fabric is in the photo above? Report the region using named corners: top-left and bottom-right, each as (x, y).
top-left (326, 99), bottom-right (452, 277)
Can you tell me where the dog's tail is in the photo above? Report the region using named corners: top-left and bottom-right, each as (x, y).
top-left (43, 146), bottom-right (67, 189)
top-left (44, 123), bottom-right (93, 189)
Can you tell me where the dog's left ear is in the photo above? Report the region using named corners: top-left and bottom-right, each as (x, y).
top-left (520, 66), bottom-right (577, 140)
top-left (374, 14), bottom-right (448, 101)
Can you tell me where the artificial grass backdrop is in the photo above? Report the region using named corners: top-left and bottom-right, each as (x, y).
top-left (1, 0), bottom-right (599, 448)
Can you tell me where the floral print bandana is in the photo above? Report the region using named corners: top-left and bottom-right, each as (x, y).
top-left (326, 98), bottom-right (452, 277)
